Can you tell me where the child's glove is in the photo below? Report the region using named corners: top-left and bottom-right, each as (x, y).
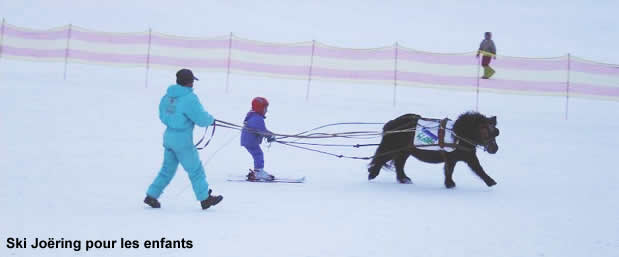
top-left (266, 135), bottom-right (276, 143)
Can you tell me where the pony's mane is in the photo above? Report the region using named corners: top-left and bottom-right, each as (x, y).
top-left (453, 111), bottom-right (488, 142)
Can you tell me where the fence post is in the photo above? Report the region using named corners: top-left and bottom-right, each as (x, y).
top-left (63, 24), bottom-right (72, 80)
top-left (475, 54), bottom-right (481, 111)
top-left (225, 32), bottom-right (233, 93)
top-left (0, 18), bottom-right (5, 63)
top-left (306, 40), bottom-right (316, 101)
top-left (145, 28), bottom-right (152, 88)
top-left (565, 53), bottom-right (571, 120)
top-left (393, 42), bottom-right (399, 107)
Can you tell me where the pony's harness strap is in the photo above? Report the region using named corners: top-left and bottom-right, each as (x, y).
top-left (418, 117), bottom-right (443, 122)
top-left (412, 116), bottom-right (477, 152)
top-left (438, 118), bottom-right (448, 149)
top-left (413, 143), bottom-right (471, 152)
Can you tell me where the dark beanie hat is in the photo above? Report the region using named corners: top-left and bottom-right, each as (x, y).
top-left (176, 69), bottom-right (199, 86)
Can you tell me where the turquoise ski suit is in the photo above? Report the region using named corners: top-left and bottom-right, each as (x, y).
top-left (146, 84), bottom-right (215, 201)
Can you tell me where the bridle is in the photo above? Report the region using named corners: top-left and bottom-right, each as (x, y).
top-left (477, 123), bottom-right (499, 152)
top-left (447, 123), bottom-right (499, 152)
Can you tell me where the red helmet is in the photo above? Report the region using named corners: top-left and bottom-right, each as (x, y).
top-left (251, 97), bottom-right (269, 115)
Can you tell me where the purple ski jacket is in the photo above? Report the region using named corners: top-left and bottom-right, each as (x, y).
top-left (240, 111), bottom-right (271, 147)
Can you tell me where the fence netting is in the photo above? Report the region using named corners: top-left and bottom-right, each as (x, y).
top-left (1, 22), bottom-right (618, 101)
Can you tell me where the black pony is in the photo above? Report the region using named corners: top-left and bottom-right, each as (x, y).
top-left (368, 112), bottom-right (500, 188)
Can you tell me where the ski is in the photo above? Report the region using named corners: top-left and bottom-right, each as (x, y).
top-left (226, 176), bottom-right (306, 183)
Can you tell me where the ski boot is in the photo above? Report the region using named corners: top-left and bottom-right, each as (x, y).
top-left (247, 168), bottom-right (275, 181)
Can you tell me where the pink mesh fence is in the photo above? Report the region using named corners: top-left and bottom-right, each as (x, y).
top-left (1, 21), bottom-right (618, 109)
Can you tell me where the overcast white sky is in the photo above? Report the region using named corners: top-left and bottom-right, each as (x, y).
top-left (2, 0), bottom-right (618, 63)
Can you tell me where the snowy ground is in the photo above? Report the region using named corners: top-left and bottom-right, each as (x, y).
top-left (1, 59), bottom-right (618, 257)
top-left (2, 1), bottom-right (619, 257)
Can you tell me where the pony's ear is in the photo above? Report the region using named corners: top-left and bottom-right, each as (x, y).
top-left (489, 116), bottom-right (497, 125)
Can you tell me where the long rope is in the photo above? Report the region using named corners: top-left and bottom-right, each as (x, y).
top-left (216, 119), bottom-right (380, 138)
top-left (274, 140), bottom-right (410, 160)
top-left (276, 140), bottom-right (379, 148)
top-left (194, 122), bottom-right (216, 150)
top-left (275, 141), bottom-right (372, 160)
top-left (215, 119), bottom-right (416, 139)
top-left (277, 122), bottom-right (385, 140)
top-left (213, 119), bottom-right (485, 159)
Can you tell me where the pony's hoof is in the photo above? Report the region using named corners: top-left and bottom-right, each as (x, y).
top-left (486, 179), bottom-right (497, 187)
top-left (368, 171), bottom-right (379, 180)
top-left (445, 181), bottom-right (456, 188)
top-left (397, 177), bottom-right (412, 184)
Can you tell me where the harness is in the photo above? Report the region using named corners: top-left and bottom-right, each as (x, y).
top-left (409, 117), bottom-right (480, 153)
top-left (412, 118), bottom-right (454, 151)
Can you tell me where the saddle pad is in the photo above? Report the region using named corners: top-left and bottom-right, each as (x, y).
top-left (413, 119), bottom-right (457, 152)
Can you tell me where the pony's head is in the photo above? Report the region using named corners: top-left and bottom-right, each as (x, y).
top-left (480, 116), bottom-right (500, 154)
top-left (454, 112), bottom-right (500, 154)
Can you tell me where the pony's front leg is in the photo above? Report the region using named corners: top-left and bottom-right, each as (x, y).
top-left (444, 160), bottom-right (456, 188)
top-left (394, 152), bottom-right (412, 184)
top-left (465, 155), bottom-right (497, 187)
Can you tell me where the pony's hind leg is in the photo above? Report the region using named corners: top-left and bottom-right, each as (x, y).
top-left (393, 152), bottom-right (412, 184)
top-left (370, 114), bottom-right (416, 181)
top-left (368, 138), bottom-right (396, 180)
top-left (368, 153), bottom-right (390, 180)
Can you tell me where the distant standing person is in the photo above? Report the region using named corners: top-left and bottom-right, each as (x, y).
top-left (477, 32), bottom-right (496, 79)
top-left (144, 69), bottom-right (223, 210)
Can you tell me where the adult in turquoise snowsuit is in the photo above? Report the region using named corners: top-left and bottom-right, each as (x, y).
top-left (146, 69), bottom-right (215, 203)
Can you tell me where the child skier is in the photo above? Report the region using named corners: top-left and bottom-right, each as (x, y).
top-left (241, 97), bottom-right (276, 181)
